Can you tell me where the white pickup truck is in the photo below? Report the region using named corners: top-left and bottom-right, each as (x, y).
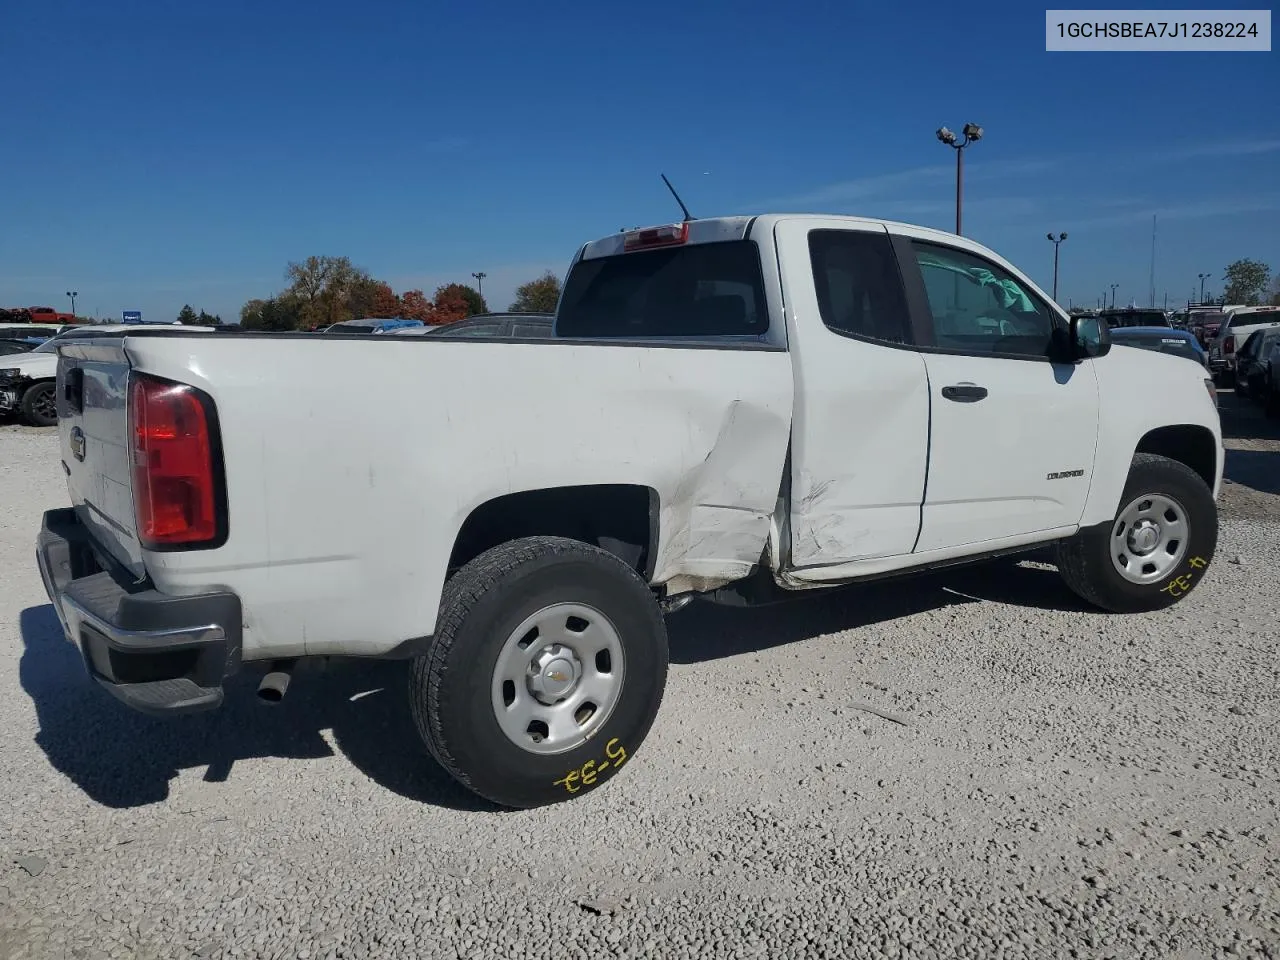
top-left (37, 214), bottom-right (1223, 808)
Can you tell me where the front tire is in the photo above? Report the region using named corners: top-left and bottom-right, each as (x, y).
top-left (1056, 453), bottom-right (1217, 613)
top-left (20, 381), bottom-right (57, 427)
top-left (410, 536), bottom-right (668, 809)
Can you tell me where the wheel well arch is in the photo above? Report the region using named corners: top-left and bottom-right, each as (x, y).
top-left (1134, 424), bottom-right (1217, 491)
top-left (448, 484), bottom-right (660, 580)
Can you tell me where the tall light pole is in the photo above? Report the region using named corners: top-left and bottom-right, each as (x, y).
top-left (1110, 283), bottom-right (1119, 309)
top-left (936, 122), bottom-right (983, 235)
top-left (65, 290), bottom-right (78, 317)
top-left (1046, 232), bottom-right (1067, 304)
top-left (1197, 272), bottom-right (1210, 302)
top-left (471, 272), bottom-right (487, 299)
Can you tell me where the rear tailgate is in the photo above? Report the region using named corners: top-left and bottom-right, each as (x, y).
top-left (56, 338), bottom-right (146, 577)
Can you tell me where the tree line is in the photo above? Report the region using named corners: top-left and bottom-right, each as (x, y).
top-left (234, 256), bottom-right (562, 331)
top-left (1221, 258), bottom-right (1280, 306)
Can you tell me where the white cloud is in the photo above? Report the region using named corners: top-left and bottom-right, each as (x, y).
top-left (1168, 138), bottom-right (1280, 159)
top-left (758, 158), bottom-right (1058, 211)
top-left (1061, 195), bottom-right (1280, 231)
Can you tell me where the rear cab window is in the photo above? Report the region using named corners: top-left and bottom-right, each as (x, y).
top-left (557, 240), bottom-right (769, 339)
top-left (808, 230), bottom-right (913, 344)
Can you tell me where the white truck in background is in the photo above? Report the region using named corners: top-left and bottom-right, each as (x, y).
top-left (1, 324), bottom-right (215, 426)
top-left (37, 214), bottom-right (1223, 808)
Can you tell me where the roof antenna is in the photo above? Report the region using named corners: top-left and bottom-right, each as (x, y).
top-left (661, 173), bottom-right (695, 222)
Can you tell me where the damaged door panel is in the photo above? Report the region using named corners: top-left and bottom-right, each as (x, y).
top-left (771, 218), bottom-right (931, 569)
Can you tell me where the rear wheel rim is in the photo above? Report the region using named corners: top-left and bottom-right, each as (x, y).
top-left (32, 387), bottom-right (56, 421)
top-left (1110, 492), bottom-right (1189, 585)
top-left (491, 602), bottom-right (625, 756)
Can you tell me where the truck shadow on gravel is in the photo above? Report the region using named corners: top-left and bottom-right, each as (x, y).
top-left (18, 605), bottom-right (498, 812)
top-left (18, 557), bottom-right (1084, 808)
top-left (666, 554), bottom-right (1087, 663)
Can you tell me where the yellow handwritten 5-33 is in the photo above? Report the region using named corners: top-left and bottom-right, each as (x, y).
top-left (553, 738), bottom-right (628, 794)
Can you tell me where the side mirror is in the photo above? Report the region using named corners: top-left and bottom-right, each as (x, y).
top-left (1067, 315), bottom-right (1111, 361)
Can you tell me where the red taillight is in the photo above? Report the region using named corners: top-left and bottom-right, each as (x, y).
top-left (1224, 336), bottom-right (1235, 355)
top-left (129, 373), bottom-right (222, 549)
top-left (623, 222), bottom-right (689, 251)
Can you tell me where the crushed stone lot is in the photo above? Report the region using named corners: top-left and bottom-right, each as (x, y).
top-left (1, 397), bottom-right (1278, 960)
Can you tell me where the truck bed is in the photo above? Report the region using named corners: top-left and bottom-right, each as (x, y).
top-left (56, 329), bottom-right (794, 660)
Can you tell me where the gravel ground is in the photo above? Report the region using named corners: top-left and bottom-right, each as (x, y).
top-left (1, 397), bottom-right (1277, 960)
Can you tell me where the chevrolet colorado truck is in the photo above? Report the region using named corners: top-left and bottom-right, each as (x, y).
top-left (36, 214), bottom-right (1223, 808)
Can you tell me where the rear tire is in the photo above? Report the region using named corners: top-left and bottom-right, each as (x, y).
top-left (410, 536), bottom-right (668, 809)
top-left (1056, 453), bottom-right (1217, 613)
top-left (20, 381), bottom-right (56, 427)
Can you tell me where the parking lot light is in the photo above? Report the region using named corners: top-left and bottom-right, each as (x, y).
top-left (936, 123), bottom-right (983, 235)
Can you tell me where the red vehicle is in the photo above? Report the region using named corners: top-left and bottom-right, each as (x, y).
top-left (0, 306), bottom-right (78, 325)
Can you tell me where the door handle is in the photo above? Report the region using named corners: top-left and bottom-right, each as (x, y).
top-left (63, 367), bottom-right (84, 414)
top-left (941, 384), bottom-right (988, 402)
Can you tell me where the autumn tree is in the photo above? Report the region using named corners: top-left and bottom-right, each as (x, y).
top-left (176, 304), bottom-right (198, 325)
top-left (284, 255), bottom-right (371, 328)
top-left (400, 289), bottom-right (435, 322)
top-left (349, 278), bottom-right (402, 319)
top-left (510, 271), bottom-right (562, 313)
top-left (430, 284), bottom-right (477, 325)
top-left (1223, 258), bottom-right (1271, 306)
top-left (433, 282), bottom-right (486, 318)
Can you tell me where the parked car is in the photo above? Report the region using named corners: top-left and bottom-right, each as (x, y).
top-left (0, 323), bottom-right (215, 426)
top-left (1207, 306), bottom-right (1280, 385)
top-left (1099, 308), bottom-right (1171, 329)
top-left (1232, 326), bottom-right (1280, 397)
top-left (36, 213), bottom-right (1223, 809)
top-left (1109, 326), bottom-right (1208, 368)
top-left (0, 338), bottom-right (38, 357)
top-left (0, 323), bottom-right (68, 342)
top-left (1261, 339), bottom-right (1280, 417)
top-left (323, 318), bottom-right (426, 334)
top-left (413, 313), bottom-right (556, 338)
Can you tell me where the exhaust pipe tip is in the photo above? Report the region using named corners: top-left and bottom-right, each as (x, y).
top-left (257, 660), bottom-right (297, 705)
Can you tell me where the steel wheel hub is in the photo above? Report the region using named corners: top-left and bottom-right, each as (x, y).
top-left (527, 644), bottom-right (582, 705)
top-left (1111, 492), bottom-right (1189, 584)
top-left (1127, 519), bottom-right (1161, 555)
top-left (491, 602), bottom-right (625, 756)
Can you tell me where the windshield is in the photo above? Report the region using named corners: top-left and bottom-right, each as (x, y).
top-left (33, 338), bottom-right (61, 354)
top-left (1102, 310), bottom-right (1168, 328)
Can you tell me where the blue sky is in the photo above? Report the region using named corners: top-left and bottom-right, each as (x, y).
top-left (2, 0), bottom-right (1276, 321)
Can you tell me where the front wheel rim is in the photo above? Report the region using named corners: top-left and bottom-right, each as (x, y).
top-left (1110, 492), bottom-right (1190, 584)
top-left (491, 602), bottom-right (625, 756)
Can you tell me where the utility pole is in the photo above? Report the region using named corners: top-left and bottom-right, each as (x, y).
top-left (1046, 233), bottom-right (1067, 303)
top-left (1198, 272), bottom-right (1210, 302)
top-left (471, 272), bottom-right (487, 299)
top-left (65, 290), bottom-right (78, 317)
top-left (1148, 214), bottom-right (1157, 308)
top-left (1110, 284), bottom-right (1119, 309)
top-left (935, 123), bottom-right (983, 235)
